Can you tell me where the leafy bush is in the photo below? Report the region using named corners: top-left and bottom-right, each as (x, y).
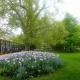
top-left (0, 51), bottom-right (62, 80)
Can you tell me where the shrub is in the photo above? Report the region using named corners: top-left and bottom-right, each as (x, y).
top-left (0, 51), bottom-right (62, 80)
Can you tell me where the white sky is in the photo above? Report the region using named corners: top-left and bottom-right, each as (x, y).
top-left (47, 0), bottom-right (80, 20)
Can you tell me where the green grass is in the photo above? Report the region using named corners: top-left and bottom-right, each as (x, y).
top-left (0, 76), bottom-right (10, 80)
top-left (1, 53), bottom-right (80, 80)
top-left (30, 53), bottom-right (80, 80)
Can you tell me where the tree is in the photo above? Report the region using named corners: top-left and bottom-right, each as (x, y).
top-left (11, 34), bottom-right (25, 44)
top-left (49, 21), bottom-right (68, 51)
top-left (63, 14), bottom-right (78, 52)
top-left (0, 0), bottom-right (47, 49)
top-left (34, 15), bottom-right (53, 50)
top-left (0, 27), bottom-right (9, 39)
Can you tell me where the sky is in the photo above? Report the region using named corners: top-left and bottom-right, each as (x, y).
top-left (46, 0), bottom-right (80, 20)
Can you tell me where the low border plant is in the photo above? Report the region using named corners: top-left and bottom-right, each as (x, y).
top-left (0, 51), bottom-right (62, 80)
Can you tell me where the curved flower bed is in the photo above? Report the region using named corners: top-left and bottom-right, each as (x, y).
top-left (0, 51), bottom-right (62, 79)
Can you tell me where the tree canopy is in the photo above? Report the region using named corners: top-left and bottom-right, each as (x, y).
top-left (0, 0), bottom-right (80, 52)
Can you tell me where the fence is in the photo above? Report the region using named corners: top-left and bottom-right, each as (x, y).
top-left (0, 39), bottom-right (26, 53)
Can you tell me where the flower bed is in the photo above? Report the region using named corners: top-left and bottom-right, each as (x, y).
top-left (0, 51), bottom-right (62, 80)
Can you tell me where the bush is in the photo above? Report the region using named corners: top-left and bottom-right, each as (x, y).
top-left (0, 51), bottom-right (62, 80)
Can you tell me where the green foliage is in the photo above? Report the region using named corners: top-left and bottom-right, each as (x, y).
top-left (50, 14), bottom-right (80, 52)
top-left (63, 14), bottom-right (77, 33)
top-left (62, 14), bottom-right (80, 52)
top-left (0, 0), bottom-right (80, 52)
top-left (11, 34), bottom-right (25, 44)
top-left (0, 28), bottom-right (7, 39)
top-left (51, 21), bottom-right (68, 45)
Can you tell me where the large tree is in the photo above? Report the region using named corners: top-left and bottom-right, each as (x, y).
top-left (63, 14), bottom-right (79, 52)
top-left (0, 0), bottom-right (47, 49)
top-left (0, 0), bottom-right (62, 50)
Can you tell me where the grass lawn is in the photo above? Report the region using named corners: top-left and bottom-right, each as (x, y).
top-left (31, 53), bottom-right (80, 80)
top-left (0, 53), bottom-right (80, 80)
